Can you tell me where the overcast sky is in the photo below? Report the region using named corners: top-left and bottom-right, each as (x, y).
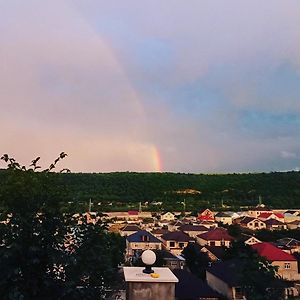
top-left (1, 0), bottom-right (300, 173)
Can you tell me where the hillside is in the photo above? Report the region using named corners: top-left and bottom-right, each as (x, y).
top-left (0, 170), bottom-right (299, 212)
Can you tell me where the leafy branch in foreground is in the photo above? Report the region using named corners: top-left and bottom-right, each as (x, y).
top-left (0, 153), bottom-right (125, 300)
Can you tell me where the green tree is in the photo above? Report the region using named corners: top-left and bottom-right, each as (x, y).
top-left (0, 154), bottom-right (125, 300)
top-left (224, 241), bottom-right (285, 300)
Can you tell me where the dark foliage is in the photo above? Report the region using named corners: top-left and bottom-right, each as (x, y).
top-left (1, 170), bottom-right (300, 211)
top-left (223, 241), bottom-right (285, 300)
top-left (0, 154), bottom-right (125, 300)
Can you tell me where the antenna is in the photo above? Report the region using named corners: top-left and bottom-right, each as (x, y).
top-left (88, 198), bottom-right (92, 212)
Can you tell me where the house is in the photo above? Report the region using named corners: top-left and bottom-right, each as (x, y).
top-left (178, 224), bottom-right (209, 238)
top-left (239, 216), bottom-right (266, 231)
top-left (206, 259), bottom-right (246, 300)
top-left (160, 250), bottom-right (186, 270)
top-left (276, 238), bottom-right (300, 254)
top-left (252, 242), bottom-right (300, 281)
top-left (200, 245), bottom-right (225, 261)
top-left (173, 269), bottom-right (220, 300)
top-left (126, 230), bottom-right (162, 258)
top-left (161, 212), bottom-right (176, 221)
top-left (286, 220), bottom-right (300, 230)
top-left (168, 220), bottom-right (184, 231)
top-left (264, 219), bottom-right (287, 231)
top-left (151, 228), bottom-right (170, 238)
top-left (258, 212), bottom-right (284, 222)
top-left (198, 209), bottom-right (215, 222)
top-left (161, 231), bottom-right (193, 255)
top-left (120, 224), bottom-right (141, 236)
top-left (284, 212), bottom-right (300, 224)
top-left (239, 233), bottom-right (262, 246)
top-left (248, 205), bottom-right (271, 218)
top-left (214, 212), bottom-right (233, 225)
top-left (197, 228), bottom-right (234, 247)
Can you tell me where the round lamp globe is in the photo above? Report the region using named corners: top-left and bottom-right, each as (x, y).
top-left (141, 250), bottom-right (156, 266)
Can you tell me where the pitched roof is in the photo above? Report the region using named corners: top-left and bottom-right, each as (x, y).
top-left (197, 228), bottom-right (234, 241)
top-left (151, 228), bottom-right (170, 235)
top-left (173, 269), bottom-right (220, 299)
top-left (259, 212), bottom-right (284, 219)
top-left (264, 219), bottom-right (284, 226)
top-left (161, 231), bottom-right (192, 242)
top-left (121, 224), bottom-right (141, 232)
top-left (240, 216), bottom-right (261, 224)
top-left (252, 242), bottom-right (296, 261)
top-left (126, 230), bottom-right (162, 243)
top-left (202, 245), bottom-right (225, 259)
top-left (207, 259), bottom-right (242, 287)
top-left (276, 238), bottom-right (300, 248)
top-left (178, 224), bottom-right (208, 232)
top-left (215, 212), bottom-right (231, 218)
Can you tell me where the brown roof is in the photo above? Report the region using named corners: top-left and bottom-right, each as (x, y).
top-left (161, 231), bottom-right (192, 242)
top-left (197, 228), bottom-right (233, 241)
top-left (178, 224), bottom-right (208, 232)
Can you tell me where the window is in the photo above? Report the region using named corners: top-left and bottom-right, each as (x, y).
top-left (254, 222), bottom-right (259, 227)
top-left (169, 241), bottom-right (175, 247)
top-left (141, 235), bottom-right (150, 242)
top-left (179, 242), bottom-right (185, 248)
top-left (284, 263), bottom-right (291, 269)
top-left (210, 241), bottom-right (215, 246)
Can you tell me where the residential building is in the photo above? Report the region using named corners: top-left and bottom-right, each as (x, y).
top-left (173, 269), bottom-right (220, 300)
top-left (252, 242), bottom-right (300, 281)
top-left (276, 238), bottom-right (300, 254)
top-left (161, 231), bottom-right (193, 255)
top-left (126, 230), bottom-right (162, 258)
top-left (198, 209), bottom-right (215, 222)
top-left (120, 224), bottom-right (141, 236)
top-left (178, 224), bottom-right (209, 238)
top-left (239, 216), bottom-right (266, 231)
top-left (161, 212), bottom-right (176, 221)
top-left (214, 212), bottom-right (233, 225)
top-left (264, 219), bottom-right (287, 231)
top-left (239, 233), bottom-right (261, 246)
top-left (206, 259), bottom-right (246, 300)
top-left (197, 228), bottom-right (233, 247)
top-left (248, 205), bottom-right (271, 219)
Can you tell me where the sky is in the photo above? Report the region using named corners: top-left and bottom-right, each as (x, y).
top-left (1, 0), bottom-right (300, 173)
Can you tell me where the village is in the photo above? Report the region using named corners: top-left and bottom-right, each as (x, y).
top-left (83, 205), bottom-right (300, 300)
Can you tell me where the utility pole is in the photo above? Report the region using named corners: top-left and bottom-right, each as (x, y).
top-left (88, 198), bottom-right (92, 212)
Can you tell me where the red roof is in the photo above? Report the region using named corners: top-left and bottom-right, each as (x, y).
top-left (198, 215), bottom-right (215, 221)
top-left (252, 242), bottom-right (296, 261)
top-left (259, 212), bottom-right (284, 219)
top-left (128, 210), bottom-right (139, 215)
top-left (198, 228), bottom-right (233, 241)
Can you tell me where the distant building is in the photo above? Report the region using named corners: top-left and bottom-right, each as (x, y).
top-left (126, 230), bottom-right (162, 258)
top-left (161, 212), bottom-right (175, 221)
top-left (248, 205), bottom-right (271, 219)
top-left (178, 224), bottom-right (209, 238)
top-left (161, 231), bottom-right (193, 255)
top-left (239, 216), bottom-right (266, 231)
top-left (197, 228), bottom-right (233, 247)
top-left (206, 259), bottom-right (246, 300)
top-left (173, 269), bottom-right (220, 300)
top-left (252, 242), bottom-right (300, 281)
top-left (120, 224), bottom-right (141, 236)
top-left (198, 209), bottom-right (215, 222)
top-left (214, 212), bottom-right (233, 225)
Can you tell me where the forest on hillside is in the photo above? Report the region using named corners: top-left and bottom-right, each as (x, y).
top-left (0, 170), bottom-right (300, 212)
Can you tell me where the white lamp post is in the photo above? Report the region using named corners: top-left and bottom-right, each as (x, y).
top-left (141, 250), bottom-right (156, 274)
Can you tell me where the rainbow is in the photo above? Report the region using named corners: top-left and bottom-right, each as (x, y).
top-left (73, 13), bottom-right (163, 173)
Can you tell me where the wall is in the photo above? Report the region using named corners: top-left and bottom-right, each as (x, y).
top-left (126, 282), bottom-right (175, 300)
